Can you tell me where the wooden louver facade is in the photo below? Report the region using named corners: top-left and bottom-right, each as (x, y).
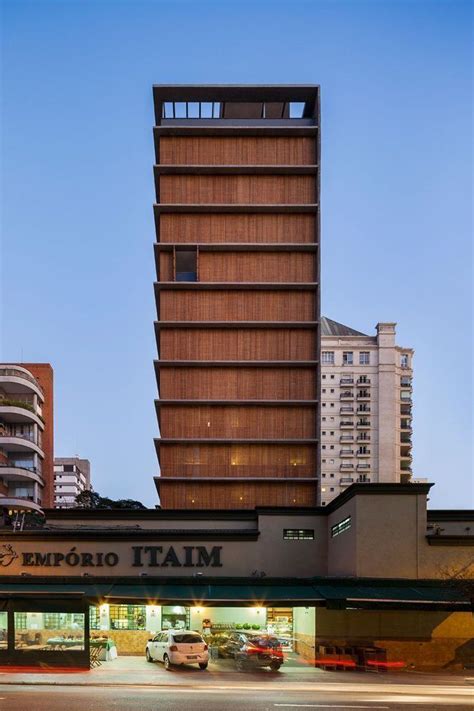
top-left (153, 85), bottom-right (320, 509)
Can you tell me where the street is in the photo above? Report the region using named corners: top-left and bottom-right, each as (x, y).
top-left (0, 683), bottom-right (473, 710)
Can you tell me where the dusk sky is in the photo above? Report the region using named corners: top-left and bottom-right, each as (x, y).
top-left (1, 0), bottom-right (472, 508)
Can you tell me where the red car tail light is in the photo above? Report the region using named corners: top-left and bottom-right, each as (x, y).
top-left (169, 645), bottom-right (178, 652)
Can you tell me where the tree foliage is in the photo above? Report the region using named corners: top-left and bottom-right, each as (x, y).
top-left (74, 489), bottom-right (146, 510)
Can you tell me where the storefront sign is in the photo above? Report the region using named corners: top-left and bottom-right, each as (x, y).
top-left (0, 543), bottom-right (223, 570)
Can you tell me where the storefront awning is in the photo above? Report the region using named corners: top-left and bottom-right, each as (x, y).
top-left (0, 579), bottom-right (470, 610)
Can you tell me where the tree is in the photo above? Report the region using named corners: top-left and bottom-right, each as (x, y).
top-left (74, 489), bottom-right (146, 510)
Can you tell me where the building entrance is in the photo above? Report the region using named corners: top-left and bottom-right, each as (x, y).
top-left (88, 603), bottom-right (316, 667)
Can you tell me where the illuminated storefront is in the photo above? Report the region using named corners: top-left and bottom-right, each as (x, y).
top-left (0, 484), bottom-right (472, 669)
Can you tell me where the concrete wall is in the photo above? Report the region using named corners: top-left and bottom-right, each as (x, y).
top-left (315, 608), bottom-right (474, 670)
top-left (326, 498), bottom-right (357, 576)
top-left (293, 606), bottom-right (316, 662)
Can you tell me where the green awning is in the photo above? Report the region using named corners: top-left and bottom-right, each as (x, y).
top-left (315, 584), bottom-right (471, 607)
top-left (0, 580), bottom-right (470, 610)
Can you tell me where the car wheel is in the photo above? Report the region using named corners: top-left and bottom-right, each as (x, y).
top-left (270, 661), bottom-right (281, 671)
top-left (163, 654), bottom-right (171, 671)
top-left (236, 658), bottom-right (246, 672)
top-left (199, 662), bottom-right (208, 670)
top-left (146, 648), bottom-right (153, 663)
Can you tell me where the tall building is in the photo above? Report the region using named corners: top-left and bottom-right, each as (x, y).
top-left (152, 85), bottom-right (320, 509)
top-left (0, 363), bottom-right (54, 512)
top-left (319, 318), bottom-right (413, 504)
top-left (54, 457), bottom-right (91, 508)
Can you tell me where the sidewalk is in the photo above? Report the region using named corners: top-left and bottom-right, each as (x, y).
top-left (0, 655), bottom-right (470, 692)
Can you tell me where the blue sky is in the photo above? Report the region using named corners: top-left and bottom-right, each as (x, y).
top-left (1, 0), bottom-right (472, 508)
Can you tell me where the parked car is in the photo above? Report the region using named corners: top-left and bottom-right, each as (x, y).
top-left (217, 631), bottom-right (284, 671)
top-left (146, 630), bottom-right (209, 670)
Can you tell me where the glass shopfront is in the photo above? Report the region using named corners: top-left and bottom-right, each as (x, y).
top-left (0, 611), bottom-right (7, 650)
top-left (0, 598), bottom-right (90, 667)
top-left (14, 612), bottom-right (85, 651)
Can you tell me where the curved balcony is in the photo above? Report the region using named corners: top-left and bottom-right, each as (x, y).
top-left (0, 435), bottom-right (44, 458)
top-left (0, 367), bottom-right (44, 401)
top-left (0, 497), bottom-right (43, 514)
top-left (0, 465), bottom-right (44, 487)
top-left (0, 404), bottom-right (44, 429)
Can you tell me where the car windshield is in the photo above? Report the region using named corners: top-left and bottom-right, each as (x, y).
top-left (246, 635), bottom-right (280, 648)
top-left (172, 634), bottom-right (203, 644)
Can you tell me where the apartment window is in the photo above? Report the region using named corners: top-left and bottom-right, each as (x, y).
top-left (400, 354), bottom-right (409, 368)
top-left (322, 431), bottom-right (326, 436)
top-left (359, 352), bottom-right (370, 365)
top-left (400, 391), bottom-right (411, 401)
top-left (330, 431), bottom-right (334, 436)
top-left (331, 516), bottom-right (352, 538)
top-left (322, 351), bottom-right (335, 365)
top-left (322, 375), bottom-right (326, 379)
top-left (322, 389), bottom-right (326, 394)
top-left (330, 375), bottom-right (335, 380)
top-left (283, 529), bottom-right (314, 540)
top-left (330, 473), bottom-right (334, 478)
top-left (400, 376), bottom-right (411, 386)
top-left (343, 352), bottom-right (353, 366)
top-left (330, 389), bottom-right (334, 393)
top-left (175, 248), bottom-right (197, 282)
top-left (322, 445), bottom-right (326, 450)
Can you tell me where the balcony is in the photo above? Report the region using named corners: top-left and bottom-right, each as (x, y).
top-left (356, 450), bottom-right (371, 457)
top-left (0, 465), bottom-right (44, 487)
top-left (340, 477), bottom-right (354, 485)
top-left (357, 434), bottom-right (371, 442)
top-left (0, 496), bottom-right (43, 514)
top-left (357, 421), bottom-right (371, 429)
top-left (356, 392), bottom-right (370, 401)
top-left (340, 434), bottom-right (354, 442)
top-left (400, 378), bottom-right (412, 388)
top-left (357, 377), bottom-right (371, 386)
top-left (357, 475), bottom-right (371, 483)
top-left (340, 391), bottom-right (354, 400)
top-left (340, 449), bottom-right (354, 457)
top-left (340, 406), bottom-right (354, 414)
top-left (0, 433), bottom-right (44, 458)
top-left (340, 378), bottom-right (354, 386)
top-left (340, 463), bottom-right (354, 470)
top-left (340, 421), bottom-right (354, 429)
top-left (400, 435), bottom-right (412, 444)
top-left (357, 462), bottom-right (371, 471)
top-left (0, 401), bottom-right (44, 429)
top-left (0, 367), bottom-right (44, 400)
top-left (356, 407), bottom-right (371, 414)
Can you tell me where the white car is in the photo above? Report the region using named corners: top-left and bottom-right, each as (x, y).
top-left (146, 630), bottom-right (209, 670)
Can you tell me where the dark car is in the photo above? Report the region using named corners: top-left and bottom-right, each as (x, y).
top-left (219, 632), bottom-right (284, 671)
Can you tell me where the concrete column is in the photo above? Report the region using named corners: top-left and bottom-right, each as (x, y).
top-left (146, 605), bottom-right (162, 633)
top-left (376, 323), bottom-right (398, 482)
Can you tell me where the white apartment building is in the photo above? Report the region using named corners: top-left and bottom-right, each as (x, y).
top-left (320, 318), bottom-right (413, 505)
top-left (54, 457), bottom-right (91, 508)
